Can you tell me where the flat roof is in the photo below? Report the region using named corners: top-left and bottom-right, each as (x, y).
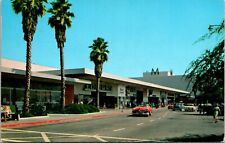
top-left (1, 67), bottom-right (91, 84)
top-left (1, 58), bottom-right (58, 71)
top-left (44, 68), bottom-right (189, 94)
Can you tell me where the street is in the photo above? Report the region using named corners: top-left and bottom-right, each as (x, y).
top-left (1, 108), bottom-right (224, 142)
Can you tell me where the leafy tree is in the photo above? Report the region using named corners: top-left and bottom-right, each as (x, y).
top-left (89, 37), bottom-right (109, 108)
top-left (185, 20), bottom-right (224, 103)
top-left (11, 0), bottom-right (47, 113)
top-left (48, 0), bottom-right (74, 110)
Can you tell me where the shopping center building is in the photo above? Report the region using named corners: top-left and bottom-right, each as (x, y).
top-left (1, 58), bottom-right (189, 109)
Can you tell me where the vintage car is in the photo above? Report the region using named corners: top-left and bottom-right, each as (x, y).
top-left (168, 104), bottom-right (174, 109)
top-left (173, 102), bottom-right (185, 111)
top-left (184, 103), bottom-right (197, 112)
top-left (132, 104), bottom-right (153, 117)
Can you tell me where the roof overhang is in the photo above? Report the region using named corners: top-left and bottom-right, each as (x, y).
top-left (1, 67), bottom-right (91, 84)
top-left (46, 68), bottom-right (189, 94)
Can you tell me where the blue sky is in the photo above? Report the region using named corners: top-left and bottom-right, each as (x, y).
top-left (2, 0), bottom-right (223, 77)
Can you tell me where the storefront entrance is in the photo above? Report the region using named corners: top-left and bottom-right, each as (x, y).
top-left (136, 90), bottom-right (143, 105)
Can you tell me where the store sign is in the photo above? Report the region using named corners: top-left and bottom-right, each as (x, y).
top-left (83, 84), bottom-right (112, 92)
top-left (118, 85), bottom-right (126, 97)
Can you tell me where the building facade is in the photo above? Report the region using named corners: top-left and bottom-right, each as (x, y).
top-left (1, 59), bottom-right (189, 110)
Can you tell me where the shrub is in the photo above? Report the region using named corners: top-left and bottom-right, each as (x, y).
top-left (46, 103), bottom-right (62, 114)
top-left (21, 112), bottom-right (34, 117)
top-left (30, 104), bottom-right (47, 116)
top-left (64, 104), bottom-right (99, 114)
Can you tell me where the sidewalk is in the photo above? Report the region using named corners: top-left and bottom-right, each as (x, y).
top-left (1, 109), bottom-right (131, 129)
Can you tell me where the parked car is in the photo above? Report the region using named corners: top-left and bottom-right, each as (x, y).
top-left (197, 103), bottom-right (213, 115)
top-left (132, 104), bottom-right (153, 117)
top-left (168, 104), bottom-right (174, 109)
top-left (184, 103), bottom-right (197, 112)
top-left (173, 102), bottom-right (185, 111)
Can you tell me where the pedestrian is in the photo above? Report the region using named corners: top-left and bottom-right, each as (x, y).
top-left (213, 103), bottom-right (221, 123)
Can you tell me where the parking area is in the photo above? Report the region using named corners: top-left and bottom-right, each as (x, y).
top-left (1, 128), bottom-right (155, 142)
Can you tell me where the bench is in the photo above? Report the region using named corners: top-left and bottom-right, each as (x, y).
top-left (1, 105), bottom-right (20, 121)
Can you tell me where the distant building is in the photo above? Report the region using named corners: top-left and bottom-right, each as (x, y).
top-left (143, 68), bottom-right (173, 77)
top-left (133, 68), bottom-right (195, 104)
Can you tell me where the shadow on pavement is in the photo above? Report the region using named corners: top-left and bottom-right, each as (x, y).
top-left (181, 113), bottom-right (212, 116)
top-left (162, 134), bottom-right (224, 142)
top-left (127, 115), bottom-right (150, 118)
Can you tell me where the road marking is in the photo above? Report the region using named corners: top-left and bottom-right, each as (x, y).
top-left (1, 139), bottom-right (30, 142)
top-left (137, 123), bottom-right (144, 126)
top-left (113, 128), bottom-right (125, 132)
top-left (41, 132), bottom-right (50, 142)
top-left (2, 128), bottom-right (155, 142)
top-left (94, 135), bottom-right (108, 142)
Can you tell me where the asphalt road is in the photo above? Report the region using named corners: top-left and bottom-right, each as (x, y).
top-left (1, 108), bottom-right (224, 142)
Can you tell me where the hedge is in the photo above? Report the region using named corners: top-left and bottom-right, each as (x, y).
top-left (64, 104), bottom-right (99, 114)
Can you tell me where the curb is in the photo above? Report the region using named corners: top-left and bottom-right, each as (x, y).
top-left (1, 111), bottom-right (122, 129)
top-left (20, 115), bottom-right (49, 120)
top-left (48, 111), bottom-right (105, 116)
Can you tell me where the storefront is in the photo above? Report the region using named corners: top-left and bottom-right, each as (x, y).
top-left (1, 67), bottom-right (90, 111)
top-left (1, 59), bottom-right (189, 110)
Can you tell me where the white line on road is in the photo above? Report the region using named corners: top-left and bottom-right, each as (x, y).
top-left (1, 139), bottom-right (30, 142)
top-left (41, 132), bottom-right (50, 142)
top-left (113, 128), bottom-right (125, 132)
top-left (137, 123), bottom-right (144, 126)
top-left (2, 128), bottom-right (153, 142)
top-left (94, 136), bottom-right (108, 142)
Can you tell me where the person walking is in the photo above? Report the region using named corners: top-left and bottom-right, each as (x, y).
top-left (213, 104), bottom-right (221, 123)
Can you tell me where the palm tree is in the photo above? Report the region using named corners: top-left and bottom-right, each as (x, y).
top-left (11, 0), bottom-right (47, 113)
top-left (89, 37), bottom-right (109, 109)
top-left (48, 0), bottom-right (74, 110)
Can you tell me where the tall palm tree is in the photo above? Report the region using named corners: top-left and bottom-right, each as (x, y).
top-left (48, 0), bottom-right (74, 110)
top-left (89, 37), bottom-right (109, 109)
top-left (11, 0), bottom-right (47, 113)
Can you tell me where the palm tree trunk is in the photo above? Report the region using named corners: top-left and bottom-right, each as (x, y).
top-left (96, 77), bottom-right (100, 109)
top-left (23, 34), bottom-right (32, 113)
top-left (60, 43), bottom-right (66, 111)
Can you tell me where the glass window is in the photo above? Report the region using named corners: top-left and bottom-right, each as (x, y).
top-left (1, 88), bottom-right (11, 104)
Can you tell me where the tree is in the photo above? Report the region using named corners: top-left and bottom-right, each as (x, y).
top-left (48, 0), bottom-right (74, 110)
top-left (185, 20), bottom-right (224, 104)
top-left (89, 37), bottom-right (109, 108)
top-left (12, 0), bottom-right (47, 113)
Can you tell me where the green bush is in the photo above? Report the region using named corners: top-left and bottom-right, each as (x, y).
top-left (21, 112), bottom-right (34, 117)
top-left (64, 104), bottom-right (99, 114)
top-left (46, 103), bottom-right (62, 114)
top-left (30, 104), bottom-right (47, 116)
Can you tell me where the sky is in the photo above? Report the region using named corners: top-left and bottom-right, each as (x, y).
top-left (2, 0), bottom-right (224, 77)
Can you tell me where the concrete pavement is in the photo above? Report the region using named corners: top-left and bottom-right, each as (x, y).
top-left (1, 107), bottom-right (166, 129)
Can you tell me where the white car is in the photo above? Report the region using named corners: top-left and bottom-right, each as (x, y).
top-left (184, 103), bottom-right (197, 112)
